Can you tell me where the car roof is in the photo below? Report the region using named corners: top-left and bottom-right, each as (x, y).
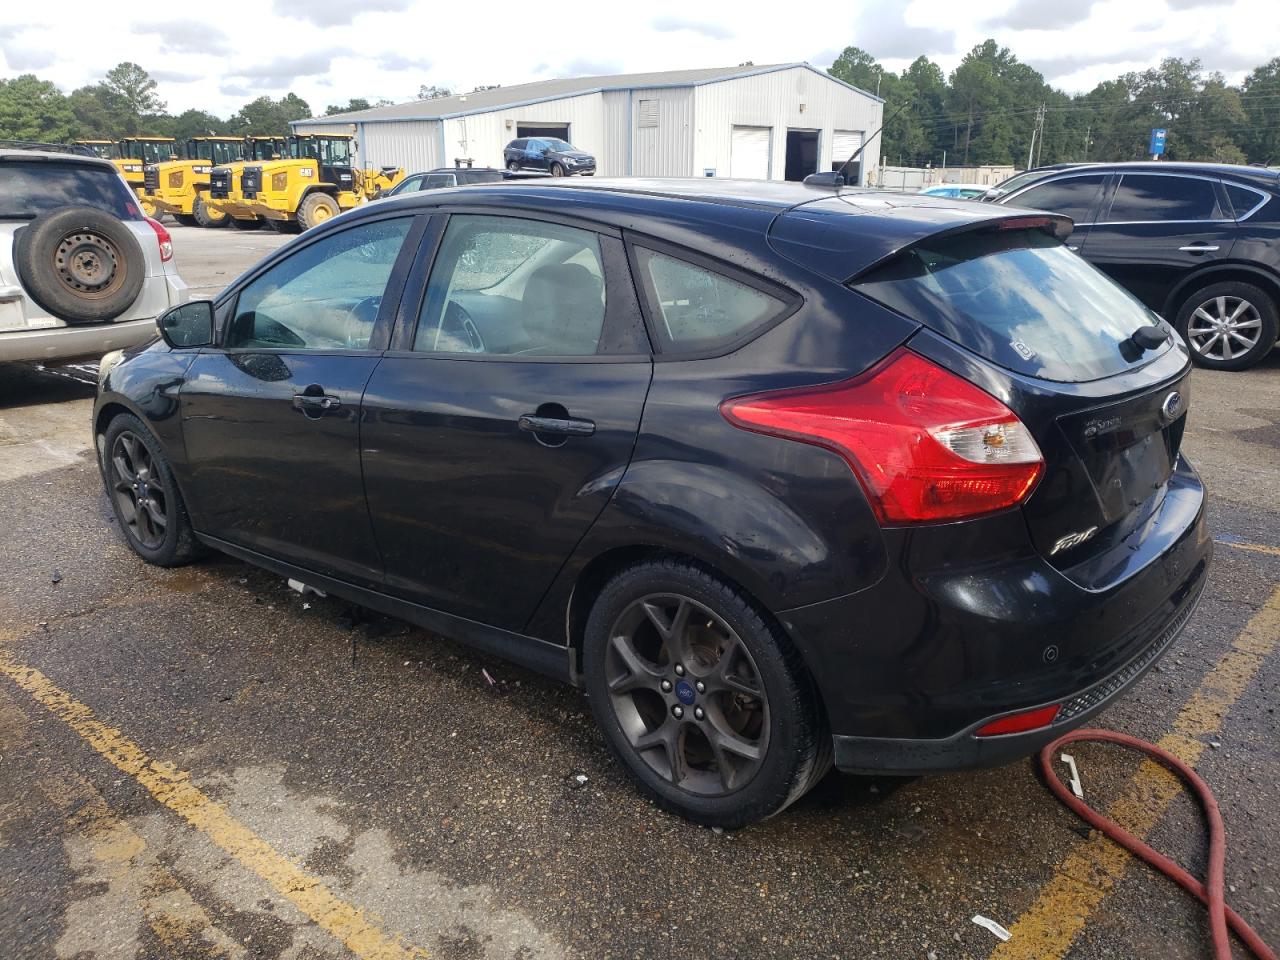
top-left (362, 177), bottom-right (1061, 281)
top-left (424, 167), bottom-right (502, 175)
top-left (0, 149), bottom-right (118, 171)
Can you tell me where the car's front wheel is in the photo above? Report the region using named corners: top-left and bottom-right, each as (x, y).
top-left (1174, 280), bottom-right (1278, 370)
top-left (550, 162), bottom-right (566, 177)
top-left (101, 413), bottom-right (202, 567)
top-left (583, 559), bottom-right (830, 827)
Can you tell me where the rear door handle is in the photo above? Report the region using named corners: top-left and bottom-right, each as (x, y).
top-left (518, 414), bottom-right (595, 437)
top-left (292, 392), bottom-right (341, 412)
top-left (1178, 244), bottom-right (1220, 253)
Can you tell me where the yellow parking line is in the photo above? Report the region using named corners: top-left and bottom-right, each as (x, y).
top-left (0, 651), bottom-right (429, 960)
top-left (990, 586), bottom-right (1280, 960)
top-left (1217, 538), bottom-right (1280, 558)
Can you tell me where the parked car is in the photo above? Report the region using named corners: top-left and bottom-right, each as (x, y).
top-left (919, 184), bottom-right (988, 200)
top-left (1, 149), bottom-right (187, 364)
top-left (95, 179), bottom-right (1209, 827)
top-left (982, 163), bottom-right (1098, 201)
top-left (382, 167), bottom-right (505, 197)
top-left (993, 161), bottom-right (1280, 370)
top-left (503, 138), bottom-right (596, 177)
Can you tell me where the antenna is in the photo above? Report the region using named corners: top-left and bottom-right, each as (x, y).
top-left (834, 95), bottom-right (913, 190)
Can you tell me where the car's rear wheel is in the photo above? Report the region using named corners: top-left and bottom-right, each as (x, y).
top-left (506, 160), bottom-right (519, 173)
top-left (583, 559), bottom-right (829, 827)
top-left (101, 413), bottom-right (202, 567)
top-left (1174, 281), bottom-right (1278, 370)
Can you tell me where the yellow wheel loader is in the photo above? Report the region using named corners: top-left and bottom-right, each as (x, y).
top-left (142, 136), bottom-right (246, 228)
top-left (75, 138), bottom-right (179, 219)
top-left (239, 134), bottom-right (405, 232)
top-left (207, 136), bottom-right (288, 230)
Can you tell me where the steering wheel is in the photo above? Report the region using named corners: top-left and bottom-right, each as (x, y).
top-left (438, 300), bottom-right (485, 353)
top-left (341, 295), bottom-right (382, 348)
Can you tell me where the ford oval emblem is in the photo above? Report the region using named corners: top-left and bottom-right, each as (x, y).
top-left (1161, 391), bottom-right (1185, 423)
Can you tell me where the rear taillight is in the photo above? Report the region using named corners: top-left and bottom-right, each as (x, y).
top-left (720, 348), bottom-right (1044, 525)
top-left (145, 217), bottom-right (173, 262)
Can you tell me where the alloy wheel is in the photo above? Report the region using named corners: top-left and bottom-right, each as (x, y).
top-left (605, 594), bottom-right (769, 796)
top-left (109, 431), bottom-right (168, 550)
top-left (1186, 295), bottom-right (1264, 361)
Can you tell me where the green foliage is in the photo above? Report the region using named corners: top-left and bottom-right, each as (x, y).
top-left (228, 94), bottom-right (312, 134)
top-left (827, 43), bottom-right (1276, 168)
top-left (0, 74), bottom-right (78, 142)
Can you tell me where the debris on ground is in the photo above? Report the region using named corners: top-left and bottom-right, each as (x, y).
top-left (1060, 753), bottom-right (1085, 799)
top-left (50, 570), bottom-right (62, 585)
top-left (482, 668), bottom-right (497, 687)
top-left (568, 773), bottom-right (589, 789)
top-left (971, 915), bottom-right (1012, 942)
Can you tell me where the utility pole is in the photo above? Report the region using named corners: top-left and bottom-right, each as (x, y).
top-left (1027, 103), bottom-right (1045, 170)
top-left (1083, 124), bottom-right (1091, 162)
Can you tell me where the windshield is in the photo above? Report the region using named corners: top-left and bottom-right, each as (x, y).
top-left (135, 140), bottom-right (176, 164)
top-left (0, 160), bottom-right (140, 220)
top-left (318, 138), bottom-right (352, 165)
top-left (251, 139), bottom-right (282, 160)
top-left (79, 142), bottom-right (118, 160)
top-left (543, 139), bottom-right (574, 152)
top-left (852, 228), bottom-right (1169, 383)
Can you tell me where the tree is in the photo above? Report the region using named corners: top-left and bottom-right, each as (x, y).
top-left (0, 75), bottom-right (77, 143)
top-left (229, 93), bottom-right (312, 133)
top-left (1242, 58), bottom-right (1280, 164)
top-left (326, 98), bottom-right (373, 115)
top-left (417, 84), bottom-right (453, 100)
top-left (101, 62), bottom-right (164, 134)
top-left (164, 109), bottom-right (230, 140)
top-left (67, 85), bottom-right (121, 138)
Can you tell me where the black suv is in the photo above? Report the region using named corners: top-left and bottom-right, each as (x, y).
top-left (95, 179), bottom-right (1208, 826)
top-left (503, 138), bottom-right (596, 177)
top-left (993, 162), bottom-right (1280, 370)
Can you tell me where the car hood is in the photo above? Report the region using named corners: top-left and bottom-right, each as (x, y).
top-left (554, 151), bottom-right (595, 161)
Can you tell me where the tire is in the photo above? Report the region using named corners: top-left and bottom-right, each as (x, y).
top-left (100, 413), bottom-right (203, 567)
top-left (13, 205), bottom-right (146, 325)
top-left (138, 196), bottom-right (160, 220)
top-left (550, 162), bottom-right (566, 177)
top-left (583, 558), bottom-right (830, 828)
top-left (228, 217), bottom-right (261, 231)
top-left (1174, 281), bottom-right (1278, 371)
top-left (174, 213), bottom-right (198, 227)
top-left (192, 195), bottom-right (228, 228)
top-left (265, 218), bottom-right (302, 234)
top-left (506, 160), bottom-right (520, 173)
top-left (298, 192), bottom-right (340, 230)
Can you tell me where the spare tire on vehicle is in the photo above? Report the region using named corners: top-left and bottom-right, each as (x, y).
top-left (14, 205), bottom-right (146, 325)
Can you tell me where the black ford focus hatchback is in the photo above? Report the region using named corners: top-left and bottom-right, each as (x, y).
top-left (95, 179), bottom-right (1210, 827)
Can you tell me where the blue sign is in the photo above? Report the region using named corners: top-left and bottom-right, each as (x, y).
top-left (1150, 128), bottom-right (1167, 156)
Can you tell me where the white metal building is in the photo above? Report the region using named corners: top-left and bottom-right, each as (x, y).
top-left (296, 64), bottom-right (883, 184)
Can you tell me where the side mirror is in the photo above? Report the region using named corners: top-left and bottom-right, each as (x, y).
top-left (157, 300), bottom-right (214, 349)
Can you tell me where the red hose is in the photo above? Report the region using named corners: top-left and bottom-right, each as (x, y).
top-left (1040, 729), bottom-right (1276, 960)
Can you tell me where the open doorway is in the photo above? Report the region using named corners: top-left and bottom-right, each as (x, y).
top-left (784, 129), bottom-right (820, 181)
top-left (516, 123), bottom-right (570, 141)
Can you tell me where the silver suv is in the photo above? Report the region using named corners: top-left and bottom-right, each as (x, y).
top-left (1, 149), bottom-right (187, 364)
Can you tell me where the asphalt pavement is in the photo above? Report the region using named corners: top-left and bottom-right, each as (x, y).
top-left (0, 222), bottom-right (1276, 960)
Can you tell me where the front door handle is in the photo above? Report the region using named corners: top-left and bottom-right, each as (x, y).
top-left (518, 414), bottom-right (595, 437)
top-left (1178, 244), bottom-right (1220, 253)
top-left (292, 391), bottom-right (342, 416)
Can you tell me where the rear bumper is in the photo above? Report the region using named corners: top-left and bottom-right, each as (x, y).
top-left (831, 573), bottom-right (1204, 774)
top-left (779, 454), bottom-right (1211, 771)
top-left (0, 316), bottom-right (158, 363)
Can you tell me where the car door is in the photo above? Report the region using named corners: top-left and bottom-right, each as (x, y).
top-left (526, 140), bottom-right (549, 172)
top-left (179, 214), bottom-right (423, 585)
top-left (506, 139), bottom-right (525, 168)
top-left (1079, 172), bottom-right (1237, 312)
top-left (360, 212), bottom-right (653, 631)
top-left (1002, 172), bottom-right (1109, 252)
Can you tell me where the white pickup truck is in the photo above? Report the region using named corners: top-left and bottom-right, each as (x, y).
top-left (1, 149), bottom-right (187, 364)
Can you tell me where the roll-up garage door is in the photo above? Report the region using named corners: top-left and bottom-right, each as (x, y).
top-left (730, 126), bottom-right (772, 179)
top-left (830, 130), bottom-right (863, 168)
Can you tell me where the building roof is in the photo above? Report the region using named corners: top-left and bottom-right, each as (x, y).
top-left (297, 63), bottom-right (881, 127)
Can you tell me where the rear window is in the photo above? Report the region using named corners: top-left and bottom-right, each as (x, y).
top-left (852, 229), bottom-right (1168, 383)
top-left (1105, 174), bottom-right (1222, 222)
top-left (0, 159), bottom-right (140, 220)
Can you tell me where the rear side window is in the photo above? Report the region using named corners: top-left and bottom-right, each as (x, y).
top-left (1223, 182), bottom-right (1268, 220)
top-left (635, 248), bottom-right (786, 351)
top-left (1105, 174), bottom-right (1222, 222)
top-left (852, 229), bottom-right (1167, 383)
top-left (0, 160), bottom-right (140, 220)
top-left (1010, 174), bottom-right (1106, 224)
top-left (424, 174), bottom-right (456, 188)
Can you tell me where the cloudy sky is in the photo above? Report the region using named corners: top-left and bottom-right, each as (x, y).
top-left (1, 0), bottom-right (1275, 117)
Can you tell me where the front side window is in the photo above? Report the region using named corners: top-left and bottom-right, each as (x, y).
top-left (1105, 174), bottom-right (1222, 222)
top-left (635, 248), bottom-right (785, 351)
top-left (424, 174), bottom-right (456, 189)
top-left (543, 139), bottom-right (574, 152)
top-left (228, 217), bottom-right (411, 350)
top-left (1010, 174), bottom-right (1106, 224)
top-left (415, 215), bottom-right (606, 356)
top-left (388, 175), bottom-right (424, 196)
